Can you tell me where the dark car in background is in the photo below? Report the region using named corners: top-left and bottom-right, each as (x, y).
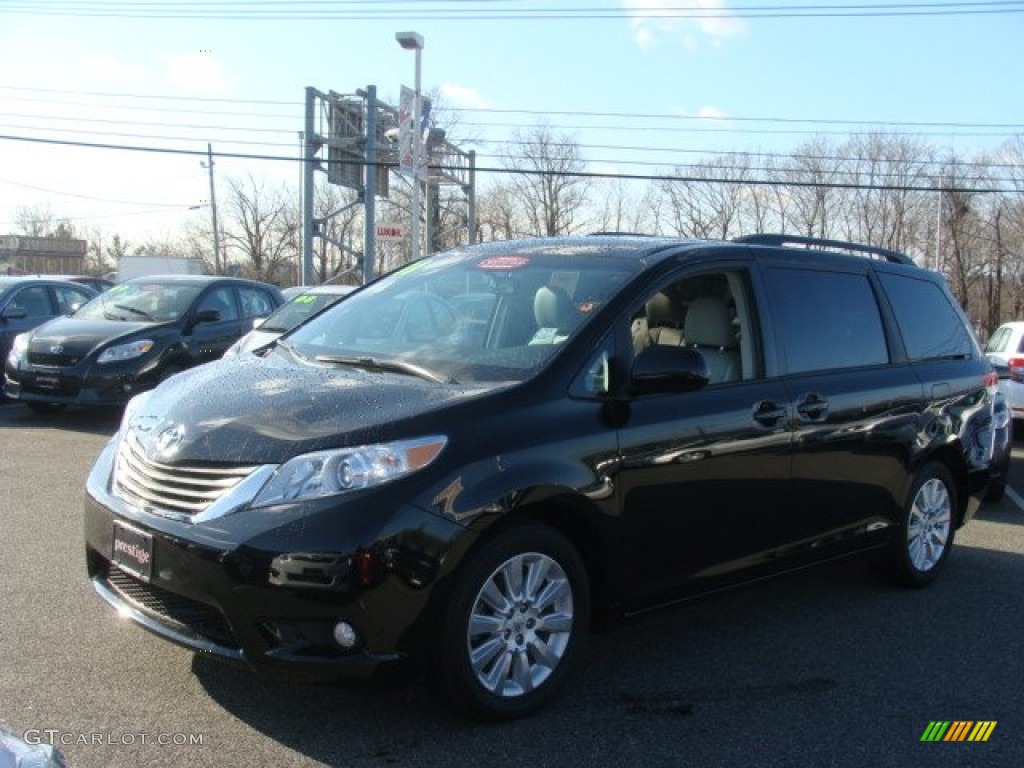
top-left (0, 276), bottom-right (97, 373)
top-left (4, 275), bottom-right (282, 411)
top-left (82, 235), bottom-right (1000, 721)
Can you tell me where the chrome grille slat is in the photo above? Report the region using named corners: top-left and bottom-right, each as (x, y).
top-left (114, 431), bottom-right (260, 517)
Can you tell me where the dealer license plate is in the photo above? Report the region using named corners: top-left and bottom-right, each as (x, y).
top-left (111, 522), bottom-right (153, 582)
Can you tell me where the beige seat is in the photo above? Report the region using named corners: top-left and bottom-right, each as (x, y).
top-left (684, 296), bottom-right (740, 383)
top-left (529, 285), bottom-right (576, 345)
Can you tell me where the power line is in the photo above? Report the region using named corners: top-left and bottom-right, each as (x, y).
top-left (2, 0), bottom-right (1022, 20)
top-left (0, 131), bottom-right (1018, 194)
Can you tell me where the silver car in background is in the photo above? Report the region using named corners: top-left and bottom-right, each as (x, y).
top-left (224, 284), bottom-right (355, 357)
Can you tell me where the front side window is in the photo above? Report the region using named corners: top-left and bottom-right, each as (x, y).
top-left (198, 287), bottom-right (239, 321)
top-left (11, 286), bottom-right (51, 317)
top-left (765, 267), bottom-right (888, 375)
top-left (630, 270), bottom-right (756, 385)
top-left (285, 248), bottom-right (639, 384)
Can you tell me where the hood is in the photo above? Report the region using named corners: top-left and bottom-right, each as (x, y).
top-left (125, 353), bottom-right (496, 464)
top-left (28, 316), bottom-right (155, 357)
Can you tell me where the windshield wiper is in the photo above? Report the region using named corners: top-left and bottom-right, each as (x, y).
top-left (314, 354), bottom-right (456, 384)
top-left (112, 303), bottom-right (154, 321)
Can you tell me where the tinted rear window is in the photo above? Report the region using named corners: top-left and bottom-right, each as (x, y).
top-left (765, 267), bottom-right (889, 374)
top-left (878, 273), bottom-right (976, 361)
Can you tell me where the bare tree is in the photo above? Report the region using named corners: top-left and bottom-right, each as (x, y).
top-left (657, 155), bottom-right (757, 239)
top-left (835, 133), bottom-right (936, 253)
top-left (591, 177), bottom-right (656, 235)
top-left (221, 174), bottom-right (298, 283)
top-left (475, 181), bottom-right (524, 242)
top-left (13, 204), bottom-right (75, 238)
top-left (782, 138), bottom-right (844, 238)
top-left (503, 123), bottom-right (590, 237)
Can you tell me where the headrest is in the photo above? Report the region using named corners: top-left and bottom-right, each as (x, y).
top-left (534, 285), bottom-right (574, 329)
top-left (684, 296), bottom-right (735, 348)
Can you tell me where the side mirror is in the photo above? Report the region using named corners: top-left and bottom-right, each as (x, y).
top-left (195, 309), bottom-right (221, 324)
top-left (1, 307), bottom-right (28, 320)
top-left (631, 346), bottom-right (709, 394)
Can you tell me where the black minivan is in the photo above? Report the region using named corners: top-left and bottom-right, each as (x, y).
top-left (82, 235), bottom-right (1000, 720)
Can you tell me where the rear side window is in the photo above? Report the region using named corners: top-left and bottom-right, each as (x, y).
top-left (764, 268), bottom-right (888, 375)
top-left (986, 326), bottom-right (1011, 353)
top-left (878, 273), bottom-right (976, 361)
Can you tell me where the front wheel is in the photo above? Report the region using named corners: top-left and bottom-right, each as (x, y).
top-left (875, 462), bottom-right (957, 588)
top-left (433, 523), bottom-right (590, 721)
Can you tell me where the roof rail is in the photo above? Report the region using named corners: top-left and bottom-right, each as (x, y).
top-left (732, 233), bottom-right (915, 266)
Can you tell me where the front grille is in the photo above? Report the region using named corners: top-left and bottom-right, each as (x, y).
top-left (114, 431), bottom-right (258, 517)
top-left (27, 351), bottom-right (82, 367)
top-left (105, 563), bottom-right (238, 648)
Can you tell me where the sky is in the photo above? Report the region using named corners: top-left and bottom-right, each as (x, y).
top-left (0, 0), bottom-right (1022, 250)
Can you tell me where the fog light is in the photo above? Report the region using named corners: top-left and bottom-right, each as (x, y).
top-left (333, 621), bottom-right (358, 649)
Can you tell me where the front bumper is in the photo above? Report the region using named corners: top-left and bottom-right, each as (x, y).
top-left (4, 359), bottom-right (156, 406)
top-left (83, 438), bottom-right (467, 683)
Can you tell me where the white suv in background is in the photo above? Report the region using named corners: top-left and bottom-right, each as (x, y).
top-left (985, 321), bottom-right (1024, 422)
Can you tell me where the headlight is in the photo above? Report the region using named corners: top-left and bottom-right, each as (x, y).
top-left (7, 333), bottom-right (28, 367)
top-left (97, 339), bottom-right (154, 364)
top-left (251, 435), bottom-right (447, 508)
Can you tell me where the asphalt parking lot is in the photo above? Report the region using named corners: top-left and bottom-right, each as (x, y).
top-left (1, 401), bottom-right (1022, 768)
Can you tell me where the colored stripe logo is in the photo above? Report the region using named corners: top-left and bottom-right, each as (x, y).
top-left (921, 721), bottom-right (997, 742)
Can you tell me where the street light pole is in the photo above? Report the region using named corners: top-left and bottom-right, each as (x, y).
top-left (396, 31), bottom-right (424, 263)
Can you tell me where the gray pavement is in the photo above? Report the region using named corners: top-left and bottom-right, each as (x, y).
top-left (1, 401), bottom-right (1021, 767)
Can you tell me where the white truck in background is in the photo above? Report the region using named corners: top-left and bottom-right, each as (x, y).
top-left (116, 256), bottom-right (205, 282)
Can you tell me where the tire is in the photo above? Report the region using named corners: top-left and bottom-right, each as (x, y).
top-left (875, 462), bottom-right (957, 588)
top-left (26, 401), bottom-right (66, 414)
top-left (433, 522), bottom-right (590, 721)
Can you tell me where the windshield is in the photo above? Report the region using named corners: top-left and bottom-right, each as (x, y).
top-left (75, 282), bottom-right (204, 322)
top-left (286, 249), bottom-right (637, 383)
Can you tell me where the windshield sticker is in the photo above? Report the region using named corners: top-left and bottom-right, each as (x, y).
top-left (294, 295), bottom-right (317, 304)
top-left (477, 256), bottom-right (530, 270)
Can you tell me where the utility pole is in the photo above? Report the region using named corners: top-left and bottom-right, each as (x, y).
top-left (202, 143), bottom-right (222, 274)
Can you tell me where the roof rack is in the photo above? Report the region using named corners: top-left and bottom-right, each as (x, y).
top-left (732, 234), bottom-right (915, 266)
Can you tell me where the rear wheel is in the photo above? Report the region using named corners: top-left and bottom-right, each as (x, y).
top-left (875, 461), bottom-right (956, 587)
top-left (433, 523), bottom-right (590, 721)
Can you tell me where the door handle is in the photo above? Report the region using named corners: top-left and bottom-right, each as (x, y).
top-left (796, 393), bottom-right (829, 422)
top-left (752, 400), bottom-right (787, 427)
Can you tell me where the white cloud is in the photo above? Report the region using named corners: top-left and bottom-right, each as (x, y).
top-left (161, 53), bottom-right (227, 95)
top-left (697, 105), bottom-right (730, 121)
top-left (622, 0), bottom-right (746, 49)
top-left (439, 83), bottom-right (491, 110)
